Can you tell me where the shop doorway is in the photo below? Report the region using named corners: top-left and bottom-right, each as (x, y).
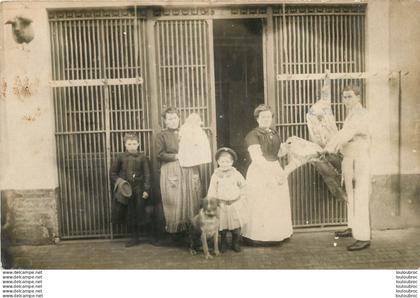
top-left (214, 19), bottom-right (264, 174)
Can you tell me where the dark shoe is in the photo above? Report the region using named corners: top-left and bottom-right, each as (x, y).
top-left (220, 231), bottom-right (228, 253)
top-left (334, 228), bottom-right (353, 238)
top-left (125, 237), bottom-right (140, 248)
top-left (347, 240), bottom-right (370, 251)
top-left (231, 229), bottom-right (242, 252)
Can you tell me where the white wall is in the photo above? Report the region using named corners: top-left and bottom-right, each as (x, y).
top-left (0, 2), bottom-right (57, 189)
top-left (389, 0), bottom-right (420, 175)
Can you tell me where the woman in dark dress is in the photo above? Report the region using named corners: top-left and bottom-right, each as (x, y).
top-left (155, 107), bottom-right (202, 237)
top-left (242, 104), bottom-right (293, 244)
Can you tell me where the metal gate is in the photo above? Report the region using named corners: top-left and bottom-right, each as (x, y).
top-left (154, 18), bottom-right (216, 191)
top-left (49, 8), bottom-right (150, 239)
top-left (272, 5), bottom-right (366, 227)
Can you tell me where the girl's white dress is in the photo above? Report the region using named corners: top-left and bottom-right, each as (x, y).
top-left (207, 167), bottom-right (249, 230)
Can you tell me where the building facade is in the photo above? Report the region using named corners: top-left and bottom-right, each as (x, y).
top-left (1, 0), bottom-right (419, 244)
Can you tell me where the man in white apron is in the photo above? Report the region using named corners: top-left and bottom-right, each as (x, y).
top-left (325, 85), bottom-right (371, 251)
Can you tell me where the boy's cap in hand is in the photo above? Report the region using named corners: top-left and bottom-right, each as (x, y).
top-left (114, 178), bottom-right (132, 205)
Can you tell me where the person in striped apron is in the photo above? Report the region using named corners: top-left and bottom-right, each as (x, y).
top-left (325, 85), bottom-right (371, 251)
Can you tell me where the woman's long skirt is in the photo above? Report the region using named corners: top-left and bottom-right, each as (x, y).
top-left (241, 160), bottom-right (293, 242)
top-left (160, 160), bottom-right (202, 233)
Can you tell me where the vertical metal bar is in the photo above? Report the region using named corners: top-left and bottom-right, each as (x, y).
top-left (286, 12), bottom-right (291, 130)
top-left (65, 88), bottom-right (76, 236)
top-left (331, 13), bottom-right (337, 222)
top-left (174, 21), bottom-right (182, 116)
top-left (143, 20), bottom-right (150, 131)
top-left (58, 89), bottom-right (70, 236)
top-left (140, 20), bottom-right (149, 130)
top-left (338, 14), bottom-right (345, 123)
top-left (304, 14), bottom-right (311, 225)
top-left (192, 20), bottom-right (200, 112)
top-left (203, 21), bottom-right (209, 126)
top-left (80, 87), bottom-right (90, 235)
top-left (68, 89), bottom-right (78, 236)
top-left (190, 20), bottom-right (196, 115)
top-left (168, 21), bottom-right (174, 109)
top-left (118, 20), bottom-right (127, 133)
top-left (332, 15), bottom-right (336, 74)
top-left (322, 14), bottom-right (326, 74)
top-left (326, 13), bottom-right (331, 74)
top-left (85, 93), bottom-right (94, 235)
top-left (128, 19), bottom-right (136, 133)
top-left (140, 19), bottom-right (148, 154)
top-left (98, 20), bottom-right (108, 235)
top-left (82, 19), bottom-right (88, 80)
top-left (165, 22), bottom-right (172, 109)
top-left (171, 20), bottom-right (178, 110)
top-left (206, 18), bottom-right (217, 190)
top-left (280, 15), bottom-right (286, 139)
top-left (299, 20), bottom-right (305, 225)
top-left (50, 21), bottom-right (57, 80)
top-left (51, 20), bottom-right (58, 80)
top-left (356, 15), bottom-right (361, 74)
top-left (68, 20), bottom-right (74, 80)
top-left (179, 21), bottom-right (186, 123)
top-left (161, 22), bottom-right (168, 112)
top-left (360, 15), bottom-right (365, 101)
top-left (155, 22), bottom-right (163, 119)
top-left (109, 20), bottom-right (117, 130)
top-left (198, 21), bottom-right (205, 120)
top-left (163, 21), bottom-right (169, 114)
top-left (266, 8), bottom-right (276, 118)
top-left (75, 87), bottom-right (84, 235)
top-left (273, 16), bottom-right (279, 121)
top-left (60, 20), bottom-right (72, 236)
top-left (124, 19), bottom-right (132, 132)
top-left (68, 21), bottom-right (81, 235)
top-left (185, 21), bottom-right (192, 120)
top-left (293, 15), bottom-right (300, 224)
top-left (100, 19), bottom-right (112, 237)
top-left (325, 12), bottom-right (331, 223)
top-left (87, 86), bottom-right (97, 234)
top-left (92, 20), bottom-right (98, 80)
top-left (308, 15), bottom-right (314, 224)
top-left (54, 21), bottom-right (60, 80)
top-left (137, 20), bottom-right (143, 142)
top-left (63, 20), bottom-right (70, 80)
top-left (78, 20), bottom-right (89, 234)
top-left (133, 15), bottom-right (141, 133)
top-left (76, 20), bottom-right (82, 80)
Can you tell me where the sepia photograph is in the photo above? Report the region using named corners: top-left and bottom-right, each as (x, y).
top-left (0, 0), bottom-right (419, 280)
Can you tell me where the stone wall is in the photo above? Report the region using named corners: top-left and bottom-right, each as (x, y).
top-left (1, 189), bottom-right (59, 245)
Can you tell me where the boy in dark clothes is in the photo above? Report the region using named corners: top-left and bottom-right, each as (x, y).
top-left (110, 133), bottom-right (152, 247)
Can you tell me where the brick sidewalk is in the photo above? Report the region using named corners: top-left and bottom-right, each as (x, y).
top-left (6, 228), bottom-right (420, 269)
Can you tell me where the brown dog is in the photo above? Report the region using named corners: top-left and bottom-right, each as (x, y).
top-left (189, 197), bottom-right (220, 259)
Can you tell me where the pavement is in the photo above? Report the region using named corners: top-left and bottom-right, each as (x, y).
top-left (5, 228), bottom-right (420, 269)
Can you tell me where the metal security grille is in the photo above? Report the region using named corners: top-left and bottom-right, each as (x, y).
top-left (49, 8), bottom-right (150, 238)
top-left (272, 5), bottom-right (366, 227)
top-left (155, 19), bottom-right (215, 191)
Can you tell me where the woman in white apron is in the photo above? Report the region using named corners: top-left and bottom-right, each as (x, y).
top-left (242, 104), bottom-right (293, 244)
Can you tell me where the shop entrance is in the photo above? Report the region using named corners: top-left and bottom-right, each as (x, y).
top-left (214, 19), bottom-right (264, 174)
